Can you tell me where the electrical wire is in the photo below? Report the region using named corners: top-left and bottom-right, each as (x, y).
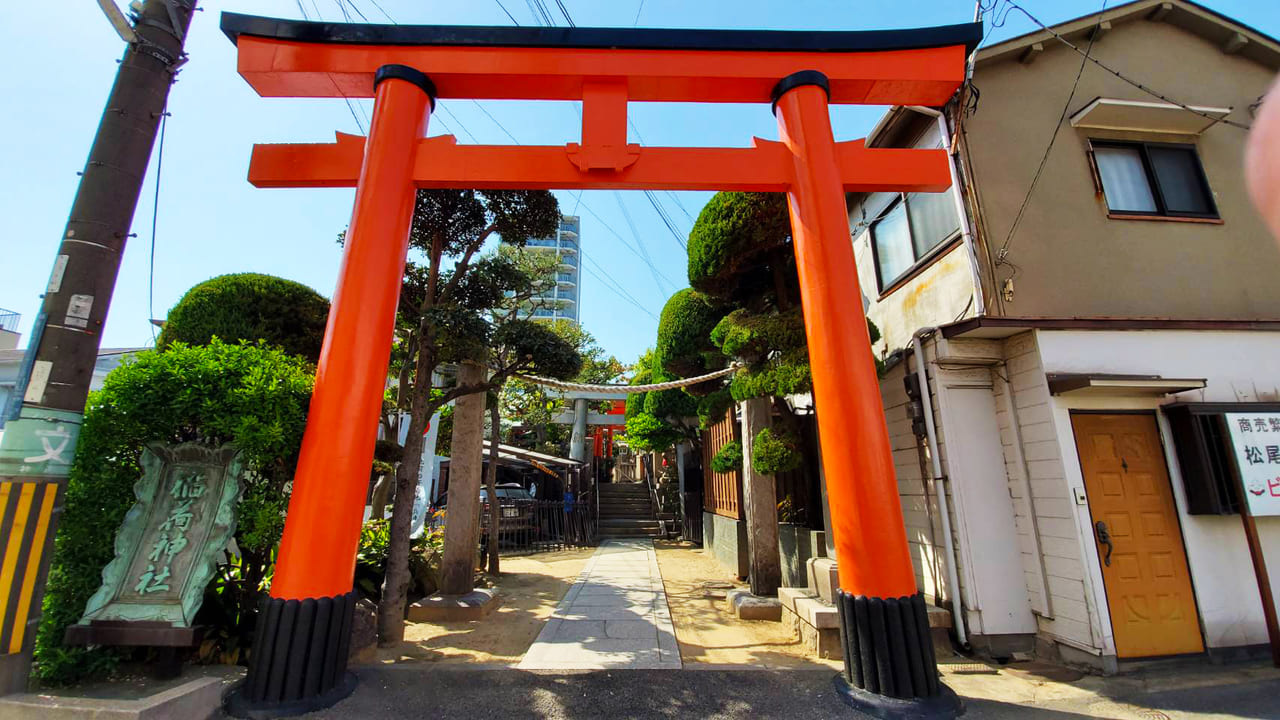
top-left (340, 0), bottom-right (369, 22)
top-left (148, 110), bottom-right (169, 342)
top-left (615, 191), bottom-right (676, 295)
top-left (632, 0), bottom-right (645, 26)
top-left (553, 0), bottom-right (575, 27)
top-left (366, 0), bottom-right (396, 24)
top-left (437, 102), bottom-right (480, 144)
top-left (1002, 0), bottom-right (1250, 131)
top-left (471, 100), bottom-right (522, 144)
top-left (583, 256), bottom-right (659, 320)
top-left (493, 0), bottom-right (521, 25)
top-left (995, 0), bottom-right (1108, 272)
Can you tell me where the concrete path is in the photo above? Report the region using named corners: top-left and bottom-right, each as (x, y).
top-left (518, 539), bottom-right (681, 670)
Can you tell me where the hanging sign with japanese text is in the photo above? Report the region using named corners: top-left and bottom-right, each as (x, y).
top-left (1225, 413), bottom-right (1280, 517)
top-left (74, 443), bottom-right (244, 627)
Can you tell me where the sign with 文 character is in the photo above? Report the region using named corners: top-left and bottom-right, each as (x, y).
top-left (71, 443), bottom-right (244, 628)
top-left (1226, 413), bottom-right (1280, 517)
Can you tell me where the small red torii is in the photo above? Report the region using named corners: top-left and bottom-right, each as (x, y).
top-left (220, 13), bottom-right (979, 718)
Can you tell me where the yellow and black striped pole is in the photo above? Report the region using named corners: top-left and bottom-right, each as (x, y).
top-left (0, 482), bottom-right (59, 659)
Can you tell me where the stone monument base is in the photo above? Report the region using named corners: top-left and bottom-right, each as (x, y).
top-left (408, 588), bottom-right (502, 622)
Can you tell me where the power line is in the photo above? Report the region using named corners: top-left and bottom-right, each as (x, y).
top-left (471, 100), bottom-right (522, 144)
top-left (552, 0), bottom-right (573, 26)
top-left (615, 191), bottom-right (675, 295)
top-left (996, 0), bottom-right (1107, 271)
top-left (366, 0), bottom-right (397, 23)
top-left (437, 102), bottom-right (480, 143)
top-left (632, 0), bottom-right (645, 26)
top-left (493, 0), bottom-right (521, 25)
top-left (148, 109), bottom-right (170, 342)
top-left (1002, 0), bottom-right (1250, 131)
top-left (582, 256), bottom-right (659, 321)
top-left (340, 0), bottom-right (369, 22)
top-left (577, 201), bottom-right (680, 290)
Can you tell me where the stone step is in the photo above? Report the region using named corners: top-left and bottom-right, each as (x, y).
top-left (599, 519), bottom-right (662, 528)
top-left (599, 504), bottom-right (654, 512)
top-left (597, 527), bottom-right (665, 537)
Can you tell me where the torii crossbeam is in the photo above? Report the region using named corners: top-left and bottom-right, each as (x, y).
top-left (220, 13), bottom-right (980, 718)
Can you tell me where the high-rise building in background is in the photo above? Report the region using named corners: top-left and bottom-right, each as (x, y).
top-left (508, 214), bottom-right (580, 324)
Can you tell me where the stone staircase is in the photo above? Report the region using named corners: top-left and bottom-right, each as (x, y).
top-left (779, 557), bottom-right (954, 660)
top-left (597, 482), bottom-right (664, 539)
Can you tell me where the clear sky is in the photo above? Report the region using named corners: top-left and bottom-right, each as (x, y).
top-left (2, 0), bottom-right (1278, 365)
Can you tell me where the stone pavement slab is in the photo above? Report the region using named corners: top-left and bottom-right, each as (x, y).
top-left (518, 539), bottom-right (681, 670)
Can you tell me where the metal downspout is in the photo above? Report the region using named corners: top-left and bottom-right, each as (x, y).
top-left (912, 331), bottom-right (969, 647)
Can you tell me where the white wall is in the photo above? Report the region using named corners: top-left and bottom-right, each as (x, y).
top-left (1037, 329), bottom-right (1280, 651)
top-left (997, 332), bottom-right (1100, 653)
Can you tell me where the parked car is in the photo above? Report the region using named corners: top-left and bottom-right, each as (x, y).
top-left (432, 483), bottom-right (536, 537)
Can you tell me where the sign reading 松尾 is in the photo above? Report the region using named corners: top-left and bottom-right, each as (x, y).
top-left (1225, 413), bottom-right (1280, 518)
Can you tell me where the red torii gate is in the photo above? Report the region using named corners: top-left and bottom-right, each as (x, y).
top-left (220, 13), bottom-right (979, 718)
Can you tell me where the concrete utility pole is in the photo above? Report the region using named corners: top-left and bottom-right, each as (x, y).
top-left (740, 397), bottom-right (781, 596)
top-left (0, 0), bottom-right (195, 693)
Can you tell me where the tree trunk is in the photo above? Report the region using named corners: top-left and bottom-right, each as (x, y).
top-left (486, 398), bottom-right (501, 575)
top-left (438, 362), bottom-right (488, 595)
top-left (376, 328), bottom-right (442, 644)
top-left (376, 360), bottom-right (433, 645)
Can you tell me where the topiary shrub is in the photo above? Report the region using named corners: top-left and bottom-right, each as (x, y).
top-left (697, 387), bottom-right (735, 429)
top-left (687, 192), bottom-right (791, 300)
top-left (35, 339), bottom-right (313, 684)
top-left (623, 412), bottom-right (682, 454)
top-left (157, 273), bottom-right (330, 363)
top-left (751, 428), bottom-right (803, 475)
top-left (655, 289), bottom-right (724, 379)
top-left (643, 387), bottom-right (698, 421)
top-left (710, 440), bottom-right (743, 474)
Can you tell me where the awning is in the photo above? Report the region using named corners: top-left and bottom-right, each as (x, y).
top-left (1070, 98), bottom-right (1231, 135)
top-left (1047, 373), bottom-right (1206, 397)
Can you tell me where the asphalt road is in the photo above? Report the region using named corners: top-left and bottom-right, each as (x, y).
top-left (275, 667), bottom-right (1280, 720)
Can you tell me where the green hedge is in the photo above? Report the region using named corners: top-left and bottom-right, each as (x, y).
top-left (686, 192), bottom-right (790, 300)
top-left (35, 340), bottom-right (313, 684)
top-left (710, 440), bottom-right (743, 474)
top-left (654, 289), bottom-right (723, 379)
top-left (157, 273), bottom-right (330, 363)
top-left (751, 428), bottom-right (803, 475)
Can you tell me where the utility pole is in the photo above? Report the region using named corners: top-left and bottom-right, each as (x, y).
top-left (0, 0), bottom-right (195, 693)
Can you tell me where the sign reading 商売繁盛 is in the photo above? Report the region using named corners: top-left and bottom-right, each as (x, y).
top-left (73, 443), bottom-right (244, 628)
top-left (1225, 413), bottom-right (1280, 518)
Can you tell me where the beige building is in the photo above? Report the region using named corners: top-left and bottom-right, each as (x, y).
top-left (842, 0), bottom-right (1280, 671)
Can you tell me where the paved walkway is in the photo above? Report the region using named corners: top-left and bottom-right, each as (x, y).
top-left (518, 539), bottom-right (681, 670)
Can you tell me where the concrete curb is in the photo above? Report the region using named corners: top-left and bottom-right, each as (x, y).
top-left (0, 676), bottom-right (224, 720)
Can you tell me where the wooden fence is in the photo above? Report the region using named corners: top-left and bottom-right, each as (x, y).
top-left (701, 407), bottom-right (741, 519)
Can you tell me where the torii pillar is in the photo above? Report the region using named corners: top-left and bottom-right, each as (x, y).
top-left (218, 13), bottom-right (978, 718)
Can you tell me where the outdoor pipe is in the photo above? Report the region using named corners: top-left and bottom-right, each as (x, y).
top-left (912, 330), bottom-right (968, 648)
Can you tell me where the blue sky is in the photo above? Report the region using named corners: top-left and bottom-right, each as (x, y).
top-left (2, 0), bottom-right (1278, 365)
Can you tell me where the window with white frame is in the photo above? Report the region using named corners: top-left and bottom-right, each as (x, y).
top-left (866, 123), bottom-right (961, 292)
top-left (1091, 141), bottom-right (1217, 218)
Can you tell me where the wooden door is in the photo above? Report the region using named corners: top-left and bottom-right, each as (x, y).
top-left (1071, 413), bottom-right (1203, 658)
